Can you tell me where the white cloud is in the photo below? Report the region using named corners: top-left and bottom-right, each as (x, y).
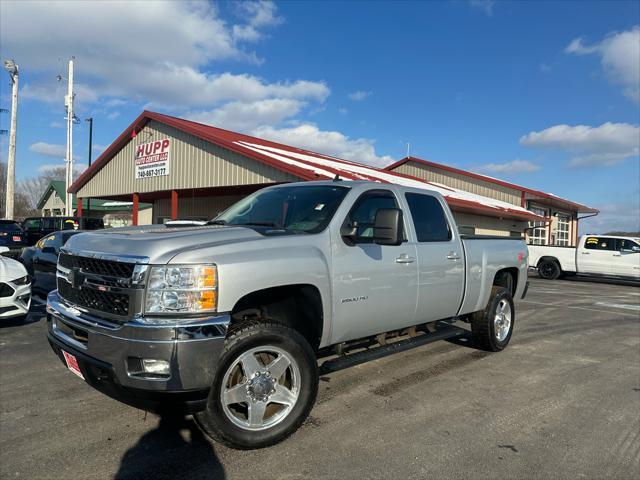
top-left (565, 26), bottom-right (640, 102)
top-left (469, 0), bottom-right (495, 17)
top-left (232, 0), bottom-right (283, 42)
top-left (29, 142), bottom-right (66, 158)
top-left (1, 1), bottom-right (325, 110)
top-left (580, 200), bottom-right (640, 234)
top-left (189, 98), bottom-right (305, 132)
top-left (539, 63), bottom-right (551, 73)
top-left (348, 90), bottom-right (372, 101)
top-left (476, 159), bottom-right (541, 174)
top-left (520, 122), bottom-right (640, 168)
top-left (252, 123), bottom-right (394, 167)
top-left (49, 121), bottom-right (63, 128)
top-left (3, 0), bottom-right (393, 170)
top-left (338, 108), bottom-right (348, 115)
top-left (38, 163), bottom-right (86, 176)
top-left (29, 142), bottom-right (82, 160)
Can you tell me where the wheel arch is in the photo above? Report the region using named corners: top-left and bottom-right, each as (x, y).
top-left (537, 255), bottom-right (561, 269)
top-left (493, 267), bottom-right (518, 297)
top-left (230, 284), bottom-right (324, 351)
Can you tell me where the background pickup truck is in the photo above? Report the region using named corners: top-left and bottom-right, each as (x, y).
top-left (529, 234), bottom-right (640, 281)
top-left (46, 180), bottom-right (529, 449)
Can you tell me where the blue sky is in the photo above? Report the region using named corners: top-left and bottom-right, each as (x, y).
top-left (1, 0), bottom-right (639, 232)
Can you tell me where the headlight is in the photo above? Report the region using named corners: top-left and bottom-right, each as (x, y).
top-left (12, 275), bottom-right (30, 286)
top-left (145, 265), bottom-right (217, 314)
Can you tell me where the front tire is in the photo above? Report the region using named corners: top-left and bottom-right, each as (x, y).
top-left (538, 259), bottom-right (561, 280)
top-left (195, 321), bottom-right (318, 449)
top-left (470, 286), bottom-right (515, 352)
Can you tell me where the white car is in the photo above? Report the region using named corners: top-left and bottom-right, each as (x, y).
top-left (529, 234), bottom-right (640, 280)
top-left (0, 247), bottom-right (32, 320)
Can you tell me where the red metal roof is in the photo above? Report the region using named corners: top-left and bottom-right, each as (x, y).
top-left (386, 157), bottom-right (598, 214)
top-left (69, 111), bottom-right (546, 222)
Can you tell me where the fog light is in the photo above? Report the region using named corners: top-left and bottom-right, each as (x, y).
top-left (142, 359), bottom-right (170, 376)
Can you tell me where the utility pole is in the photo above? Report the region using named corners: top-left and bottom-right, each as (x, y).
top-left (85, 117), bottom-right (93, 217)
top-left (3, 59), bottom-right (18, 220)
top-left (64, 59), bottom-right (74, 216)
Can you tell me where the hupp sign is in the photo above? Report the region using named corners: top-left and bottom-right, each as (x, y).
top-left (135, 139), bottom-right (171, 179)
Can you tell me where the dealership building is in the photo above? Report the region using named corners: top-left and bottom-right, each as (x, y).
top-left (69, 111), bottom-right (597, 246)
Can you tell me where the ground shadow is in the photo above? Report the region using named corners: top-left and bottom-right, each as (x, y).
top-left (561, 275), bottom-right (640, 288)
top-left (528, 271), bottom-right (639, 288)
top-left (114, 415), bottom-right (226, 480)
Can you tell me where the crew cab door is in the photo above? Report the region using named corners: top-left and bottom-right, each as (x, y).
top-left (403, 192), bottom-right (465, 323)
top-left (330, 189), bottom-right (418, 343)
top-left (614, 238), bottom-right (640, 278)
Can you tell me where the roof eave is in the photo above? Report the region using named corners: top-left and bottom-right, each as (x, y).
top-left (389, 156), bottom-right (596, 215)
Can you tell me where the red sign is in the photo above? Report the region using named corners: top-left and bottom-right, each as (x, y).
top-left (62, 350), bottom-right (84, 380)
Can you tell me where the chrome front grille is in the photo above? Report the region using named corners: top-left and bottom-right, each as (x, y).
top-left (56, 251), bottom-right (147, 320)
top-left (58, 252), bottom-right (135, 279)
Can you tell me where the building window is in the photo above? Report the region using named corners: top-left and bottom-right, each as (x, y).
top-left (556, 213), bottom-right (570, 246)
top-left (528, 205), bottom-right (548, 245)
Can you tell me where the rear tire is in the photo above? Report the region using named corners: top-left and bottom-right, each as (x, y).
top-left (470, 286), bottom-right (514, 352)
top-left (195, 321), bottom-right (318, 449)
top-left (538, 259), bottom-right (561, 280)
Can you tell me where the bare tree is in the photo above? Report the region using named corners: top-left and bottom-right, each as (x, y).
top-left (1, 161), bottom-right (38, 220)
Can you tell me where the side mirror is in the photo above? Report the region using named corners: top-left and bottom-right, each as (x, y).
top-left (340, 222), bottom-right (358, 239)
top-left (623, 246), bottom-right (640, 253)
top-left (373, 208), bottom-right (404, 246)
top-left (42, 246), bottom-right (56, 254)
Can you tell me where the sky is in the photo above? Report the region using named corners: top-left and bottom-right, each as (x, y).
top-left (0, 0), bottom-right (639, 233)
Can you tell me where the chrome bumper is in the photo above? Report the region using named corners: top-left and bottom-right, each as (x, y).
top-left (46, 290), bottom-right (230, 393)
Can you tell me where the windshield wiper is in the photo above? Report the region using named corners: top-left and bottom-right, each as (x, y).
top-left (206, 219), bottom-right (227, 225)
top-left (236, 222), bottom-right (280, 228)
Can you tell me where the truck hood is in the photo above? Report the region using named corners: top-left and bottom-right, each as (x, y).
top-left (62, 224), bottom-right (269, 264)
top-left (0, 256), bottom-right (28, 282)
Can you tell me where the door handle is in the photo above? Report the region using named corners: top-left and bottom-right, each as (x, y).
top-left (581, 252), bottom-right (590, 255)
top-left (395, 254), bottom-right (415, 264)
top-left (613, 253), bottom-right (621, 257)
top-left (446, 252), bottom-right (461, 260)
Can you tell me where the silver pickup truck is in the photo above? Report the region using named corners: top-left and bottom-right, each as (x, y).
top-left (46, 180), bottom-right (529, 448)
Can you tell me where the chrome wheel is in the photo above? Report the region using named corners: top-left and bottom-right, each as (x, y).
top-left (494, 299), bottom-right (512, 342)
top-left (220, 346), bottom-right (301, 431)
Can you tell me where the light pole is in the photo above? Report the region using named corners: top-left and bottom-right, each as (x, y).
top-left (85, 117), bottom-right (93, 217)
top-left (3, 59), bottom-right (18, 220)
top-left (64, 59), bottom-right (74, 216)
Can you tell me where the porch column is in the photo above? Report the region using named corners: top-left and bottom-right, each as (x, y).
top-left (77, 197), bottom-right (83, 217)
top-left (171, 190), bottom-right (178, 220)
top-left (132, 193), bottom-right (139, 226)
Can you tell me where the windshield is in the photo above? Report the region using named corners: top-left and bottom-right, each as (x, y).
top-left (215, 185), bottom-right (350, 234)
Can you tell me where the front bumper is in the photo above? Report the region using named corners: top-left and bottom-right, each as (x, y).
top-left (0, 282), bottom-right (31, 319)
top-left (46, 290), bottom-right (230, 413)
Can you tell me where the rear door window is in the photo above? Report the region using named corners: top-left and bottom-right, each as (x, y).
top-left (23, 218), bottom-right (41, 230)
top-left (43, 218), bottom-right (56, 229)
top-left (584, 237), bottom-right (615, 251)
top-left (405, 193), bottom-right (451, 242)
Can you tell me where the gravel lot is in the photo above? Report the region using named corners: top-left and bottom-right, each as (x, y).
top-left (1, 276), bottom-right (639, 480)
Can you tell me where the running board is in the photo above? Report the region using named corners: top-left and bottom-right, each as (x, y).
top-left (318, 323), bottom-right (468, 375)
